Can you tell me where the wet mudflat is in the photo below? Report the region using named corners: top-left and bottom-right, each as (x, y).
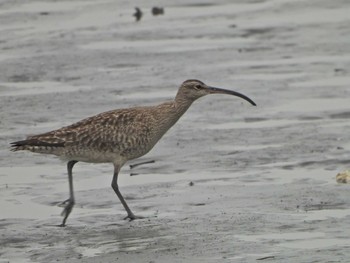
top-left (1, 0), bottom-right (350, 262)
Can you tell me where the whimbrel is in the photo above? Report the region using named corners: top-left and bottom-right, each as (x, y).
top-left (11, 79), bottom-right (256, 226)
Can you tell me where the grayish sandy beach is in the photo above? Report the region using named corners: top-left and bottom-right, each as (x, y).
top-left (1, 0), bottom-right (350, 262)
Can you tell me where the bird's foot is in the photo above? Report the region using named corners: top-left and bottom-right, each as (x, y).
top-left (60, 199), bottom-right (74, 217)
top-left (59, 199), bottom-right (74, 216)
top-left (58, 198), bottom-right (71, 207)
top-left (58, 198), bottom-right (74, 227)
top-left (123, 213), bottom-right (144, 221)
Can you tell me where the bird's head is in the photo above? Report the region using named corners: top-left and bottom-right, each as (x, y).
top-left (177, 79), bottom-right (256, 106)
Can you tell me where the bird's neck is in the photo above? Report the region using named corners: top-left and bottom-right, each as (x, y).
top-left (148, 95), bottom-right (196, 147)
top-left (154, 95), bottom-right (194, 132)
top-left (173, 94), bottom-right (195, 118)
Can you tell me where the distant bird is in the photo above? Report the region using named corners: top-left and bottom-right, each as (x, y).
top-left (152, 7), bottom-right (164, 16)
top-left (133, 7), bottom-right (142, 22)
top-left (11, 79), bottom-right (256, 226)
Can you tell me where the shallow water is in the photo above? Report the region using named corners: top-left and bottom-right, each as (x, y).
top-left (1, 0), bottom-right (350, 262)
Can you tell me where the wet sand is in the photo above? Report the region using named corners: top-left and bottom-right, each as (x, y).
top-left (1, 0), bottom-right (350, 262)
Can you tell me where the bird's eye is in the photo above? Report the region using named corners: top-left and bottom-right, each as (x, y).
top-left (194, 84), bottom-right (202, 90)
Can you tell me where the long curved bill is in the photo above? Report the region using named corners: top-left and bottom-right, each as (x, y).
top-left (207, 86), bottom-right (256, 106)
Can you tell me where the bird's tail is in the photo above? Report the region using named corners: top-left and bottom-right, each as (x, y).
top-left (10, 139), bottom-right (65, 152)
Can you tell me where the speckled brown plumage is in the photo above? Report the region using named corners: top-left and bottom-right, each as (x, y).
top-left (11, 79), bottom-right (256, 226)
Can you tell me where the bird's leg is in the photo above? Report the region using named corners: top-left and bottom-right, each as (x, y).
top-left (59, 160), bottom-right (78, 227)
top-left (129, 160), bottom-right (155, 169)
top-left (111, 164), bottom-right (143, 220)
